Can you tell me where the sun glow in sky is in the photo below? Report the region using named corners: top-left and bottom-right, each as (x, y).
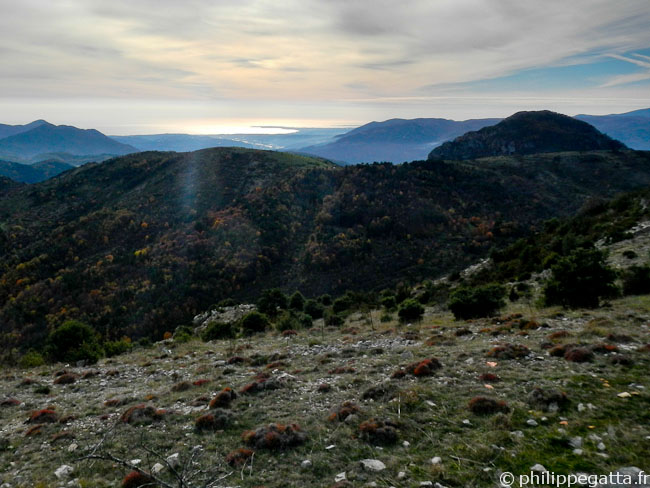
top-left (1, 0), bottom-right (649, 134)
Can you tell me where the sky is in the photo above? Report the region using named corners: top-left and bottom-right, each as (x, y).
top-left (1, 0), bottom-right (650, 134)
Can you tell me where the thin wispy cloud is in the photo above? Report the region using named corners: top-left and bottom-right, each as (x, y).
top-left (602, 53), bottom-right (650, 87)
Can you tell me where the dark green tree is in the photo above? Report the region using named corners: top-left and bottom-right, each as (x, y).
top-left (543, 248), bottom-right (617, 308)
top-left (46, 320), bottom-right (103, 364)
top-left (240, 311), bottom-right (270, 335)
top-left (257, 288), bottom-right (287, 317)
top-left (288, 291), bottom-right (305, 311)
top-left (448, 284), bottom-right (506, 320)
top-left (397, 298), bottom-right (424, 322)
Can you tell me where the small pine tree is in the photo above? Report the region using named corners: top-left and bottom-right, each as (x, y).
top-left (448, 284), bottom-right (506, 320)
top-left (397, 298), bottom-right (424, 322)
top-left (543, 248), bottom-right (617, 308)
top-left (288, 291), bottom-right (305, 311)
top-left (240, 311), bottom-right (270, 335)
top-left (46, 320), bottom-right (103, 364)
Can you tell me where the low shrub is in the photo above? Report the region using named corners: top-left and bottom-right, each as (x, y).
top-left (121, 470), bottom-right (153, 488)
top-left (468, 397), bottom-right (510, 415)
top-left (359, 419), bottom-right (399, 445)
top-left (195, 409), bottom-right (232, 431)
top-left (170, 381), bottom-right (192, 392)
top-left (564, 347), bottom-right (594, 363)
top-left (479, 373), bottom-right (501, 383)
top-left (18, 350), bottom-right (45, 368)
top-left (104, 339), bottom-right (132, 358)
top-left (328, 401), bottom-right (360, 422)
top-left (209, 387), bottom-right (237, 408)
top-left (120, 404), bottom-right (165, 424)
top-left (53, 373), bottom-right (77, 385)
top-left (225, 448), bottom-right (254, 467)
top-left (241, 423), bottom-right (307, 450)
top-left (28, 409), bottom-right (59, 424)
top-left (527, 388), bottom-right (569, 412)
top-left (487, 343), bottom-right (530, 360)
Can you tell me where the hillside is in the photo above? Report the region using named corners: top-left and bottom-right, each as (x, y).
top-left (429, 111), bottom-right (625, 160)
top-left (0, 290), bottom-right (647, 487)
top-left (0, 159), bottom-right (74, 183)
top-left (300, 117), bottom-right (500, 164)
top-left (1, 147), bottom-right (650, 349)
top-left (0, 122), bottom-right (137, 162)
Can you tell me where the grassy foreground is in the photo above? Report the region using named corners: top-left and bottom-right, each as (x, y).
top-left (0, 296), bottom-right (649, 488)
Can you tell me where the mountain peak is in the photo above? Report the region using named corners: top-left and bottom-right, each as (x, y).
top-left (428, 110), bottom-right (626, 161)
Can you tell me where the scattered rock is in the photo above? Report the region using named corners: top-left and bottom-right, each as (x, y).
top-left (359, 459), bottom-right (386, 472)
top-left (54, 465), bottom-right (73, 480)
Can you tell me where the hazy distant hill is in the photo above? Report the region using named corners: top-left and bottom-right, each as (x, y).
top-left (429, 111), bottom-right (625, 160)
top-left (1, 146), bottom-right (650, 344)
top-left (576, 108), bottom-right (650, 150)
top-left (299, 117), bottom-right (501, 164)
top-left (0, 121), bottom-right (137, 162)
top-left (0, 159), bottom-right (74, 183)
top-left (112, 128), bottom-right (344, 153)
top-left (0, 119), bottom-right (48, 139)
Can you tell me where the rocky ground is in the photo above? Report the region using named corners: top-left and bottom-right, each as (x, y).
top-left (0, 293), bottom-right (649, 488)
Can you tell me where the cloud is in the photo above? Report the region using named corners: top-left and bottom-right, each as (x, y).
top-left (0, 0), bottom-right (649, 128)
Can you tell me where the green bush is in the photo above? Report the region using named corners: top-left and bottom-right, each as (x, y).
top-left (304, 299), bottom-right (324, 319)
top-left (288, 291), bottom-right (305, 311)
top-left (103, 339), bottom-right (133, 358)
top-left (46, 320), bottom-right (103, 364)
top-left (448, 284), bottom-right (506, 320)
top-left (240, 311), bottom-right (270, 335)
top-left (324, 310), bottom-right (344, 326)
top-left (380, 295), bottom-right (397, 310)
top-left (397, 298), bottom-right (424, 322)
top-left (319, 294), bottom-right (332, 306)
top-left (201, 321), bottom-right (235, 341)
top-left (257, 289), bottom-right (287, 316)
top-left (173, 325), bottom-right (193, 343)
top-left (380, 313), bottom-right (393, 323)
top-left (543, 248), bottom-right (617, 308)
top-left (332, 295), bottom-right (354, 314)
top-left (621, 265), bottom-right (650, 296)
top-left (19, 349), bottom-right (45, 368)
top-left (275, 311), bottom-right (300, 332)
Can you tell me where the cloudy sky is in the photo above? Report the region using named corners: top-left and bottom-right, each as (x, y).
top-left (1, 0), bottom-right (650, 134)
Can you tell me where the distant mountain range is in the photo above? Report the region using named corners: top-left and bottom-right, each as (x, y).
top-left (0, 120), bottom-right (137, 166)
top-left (428, 111), bottom-right (625, 160)
top-left (298, 108), bottom-right (650, 164)
top-left (298, 118), bottom-right (501, 164)
top-left (0, 108), bottom-right (648, 179)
